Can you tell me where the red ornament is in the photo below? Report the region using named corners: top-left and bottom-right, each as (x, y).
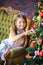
top-left (30, 41), bottom-right (35, 48)
top-left (39, 51), bottom-right (43, 57)
top-left (33, 23), bottom-right (36, 29)
top-left (38, 39), bottom-right (42, 44)
top-left (40, 11), bottom-right (43, 17)
top-left (25, 53), bottom-right (30, 58)
top-left (40, 6), bottom-right (43, 9)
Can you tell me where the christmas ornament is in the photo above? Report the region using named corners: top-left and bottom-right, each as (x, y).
top-left (38, 39), bottom-right (42, 44)
top-left (33, 23), bottom-right (36, 29)
top-left (39, 51), bottom-right (43, 56)
top-left (40, 11), bottom-right (43, 17)
top-left (30, 41), bottom-right (35, 48)
top-left (25, 53), bottom-right (31, 59)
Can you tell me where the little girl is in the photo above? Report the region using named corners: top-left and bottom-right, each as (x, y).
top-left (0, 12), bottom-right (34, 62)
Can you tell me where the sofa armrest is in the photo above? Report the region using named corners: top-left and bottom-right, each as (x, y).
top-left (4, 46), bottom-right (27, 65)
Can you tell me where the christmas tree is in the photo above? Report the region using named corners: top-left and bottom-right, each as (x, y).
top-left (25, 0), bottom-right (43, 65)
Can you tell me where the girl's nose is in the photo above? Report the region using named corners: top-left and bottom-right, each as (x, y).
top-left (21, 22), bottom-right (24, 26)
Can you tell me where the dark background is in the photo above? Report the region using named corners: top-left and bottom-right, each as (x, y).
top-left (0, 0), bottom-right (38, 19)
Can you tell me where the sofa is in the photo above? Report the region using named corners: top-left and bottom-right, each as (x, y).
top-left (0, 7), bottom-right (31, 65)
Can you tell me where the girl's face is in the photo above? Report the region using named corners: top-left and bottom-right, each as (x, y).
top-left (15, 17), bottom-right (26, 30)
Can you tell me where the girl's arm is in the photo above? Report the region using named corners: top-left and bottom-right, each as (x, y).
top-left (10, 27), bottom-right (25, 42)
top-left (10, 27), bottom-right (30, 42)
top-left (10, 27), bottom-right (35, 42)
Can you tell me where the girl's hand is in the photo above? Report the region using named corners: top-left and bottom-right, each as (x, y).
top-left (30, 28), bottom-right (36, 34)
top-left (24, 31), bottom-right (30, 36)
top-left (24, 28), bottom-right (35, 36)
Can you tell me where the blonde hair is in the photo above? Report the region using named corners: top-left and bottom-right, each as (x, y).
top-left (12, 12), bottom-right (27, 33)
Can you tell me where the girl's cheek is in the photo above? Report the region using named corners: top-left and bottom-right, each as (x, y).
top-left (19, 25), bottom-right (21, 27)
